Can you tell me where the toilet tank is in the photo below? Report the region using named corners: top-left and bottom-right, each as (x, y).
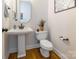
top-left (36, 31), bottom-right (48, 40)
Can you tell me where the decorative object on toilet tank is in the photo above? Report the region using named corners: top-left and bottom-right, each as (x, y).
top-left (54, 0), bottom-right (76, 13)
top-left (38, 18), bottom-right (46, 31)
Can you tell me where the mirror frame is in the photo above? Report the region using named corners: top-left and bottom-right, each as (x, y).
top-left (54, 0), bottom-right (76, 13)
top-left (16, 0), bottom-right (32, 23)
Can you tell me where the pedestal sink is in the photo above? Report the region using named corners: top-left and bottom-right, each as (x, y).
top-left (7, 27), bottom-right (33, 58)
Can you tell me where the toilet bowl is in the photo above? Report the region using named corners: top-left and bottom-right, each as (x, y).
top-left (36, 31), bottom-right (53, 57)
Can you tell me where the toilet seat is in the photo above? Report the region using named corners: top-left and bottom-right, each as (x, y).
top-left (40, 40), bottom-right (53, 51)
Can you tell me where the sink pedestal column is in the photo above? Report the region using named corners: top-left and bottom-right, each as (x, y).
top-left (18, 34), bottom-right (26, 58)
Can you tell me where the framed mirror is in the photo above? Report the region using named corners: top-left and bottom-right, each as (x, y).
top-left (54, 0), bottom-right (76, 13)
top-left (17, 0), bottom-right (32, 23)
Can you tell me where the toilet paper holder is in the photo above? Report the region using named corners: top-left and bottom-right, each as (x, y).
top-left (59, 36), bottom-right (69, 41)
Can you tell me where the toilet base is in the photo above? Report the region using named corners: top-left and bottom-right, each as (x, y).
top-left (40, 48), bottom-right (50, 57)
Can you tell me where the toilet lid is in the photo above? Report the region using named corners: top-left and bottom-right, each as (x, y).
top-left (40, 40), bottom-right (53, 50)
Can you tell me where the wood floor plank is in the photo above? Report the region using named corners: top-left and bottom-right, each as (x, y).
top-left (8, 48), bottom-right (60, 59)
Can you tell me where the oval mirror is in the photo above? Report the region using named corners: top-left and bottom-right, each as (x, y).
top-left (17, 0), bottom-right (32, 23)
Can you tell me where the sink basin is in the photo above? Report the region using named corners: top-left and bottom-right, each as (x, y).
top-left (7, 27), bottom-right (33, 35)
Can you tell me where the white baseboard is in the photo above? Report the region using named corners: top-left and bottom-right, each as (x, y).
top-left (9, 44), bottom-right (40, 53)
top-left (53, 47), bottom-right (68, 59)
top-left (18, 53), bottom-right (26, 58)
top-left (26, 44), bottom-right (40, 50)
top-left (9, 48), bottom-right (17, 53)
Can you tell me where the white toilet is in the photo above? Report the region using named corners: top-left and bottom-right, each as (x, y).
top-left (36, 31), bottom-right (53, 57)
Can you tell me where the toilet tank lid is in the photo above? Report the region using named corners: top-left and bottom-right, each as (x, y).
top-left (35, 31), bottom-right (48, 33)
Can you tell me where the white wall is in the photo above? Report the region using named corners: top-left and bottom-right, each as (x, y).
top-left (2, 0), bottom-right (17, 29)
top-left (48, 0), bottom-right (76, 59)
top-left (2, 33), bottom-right (9, 59)
top-left (2, 0), bottom-right (16, 59)
top-left (32, 0), bottom-right (48, 30)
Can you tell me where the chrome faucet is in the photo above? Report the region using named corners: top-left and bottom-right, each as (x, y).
top-left (19, 23), bottom-right (24, 29)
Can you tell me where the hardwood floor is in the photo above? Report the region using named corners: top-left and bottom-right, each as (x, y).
top-left (8, 48), bottom-right (61, 59)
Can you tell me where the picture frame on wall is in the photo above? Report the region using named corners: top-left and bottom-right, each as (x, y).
top-left (54, 0), bottom-right (76, 13)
